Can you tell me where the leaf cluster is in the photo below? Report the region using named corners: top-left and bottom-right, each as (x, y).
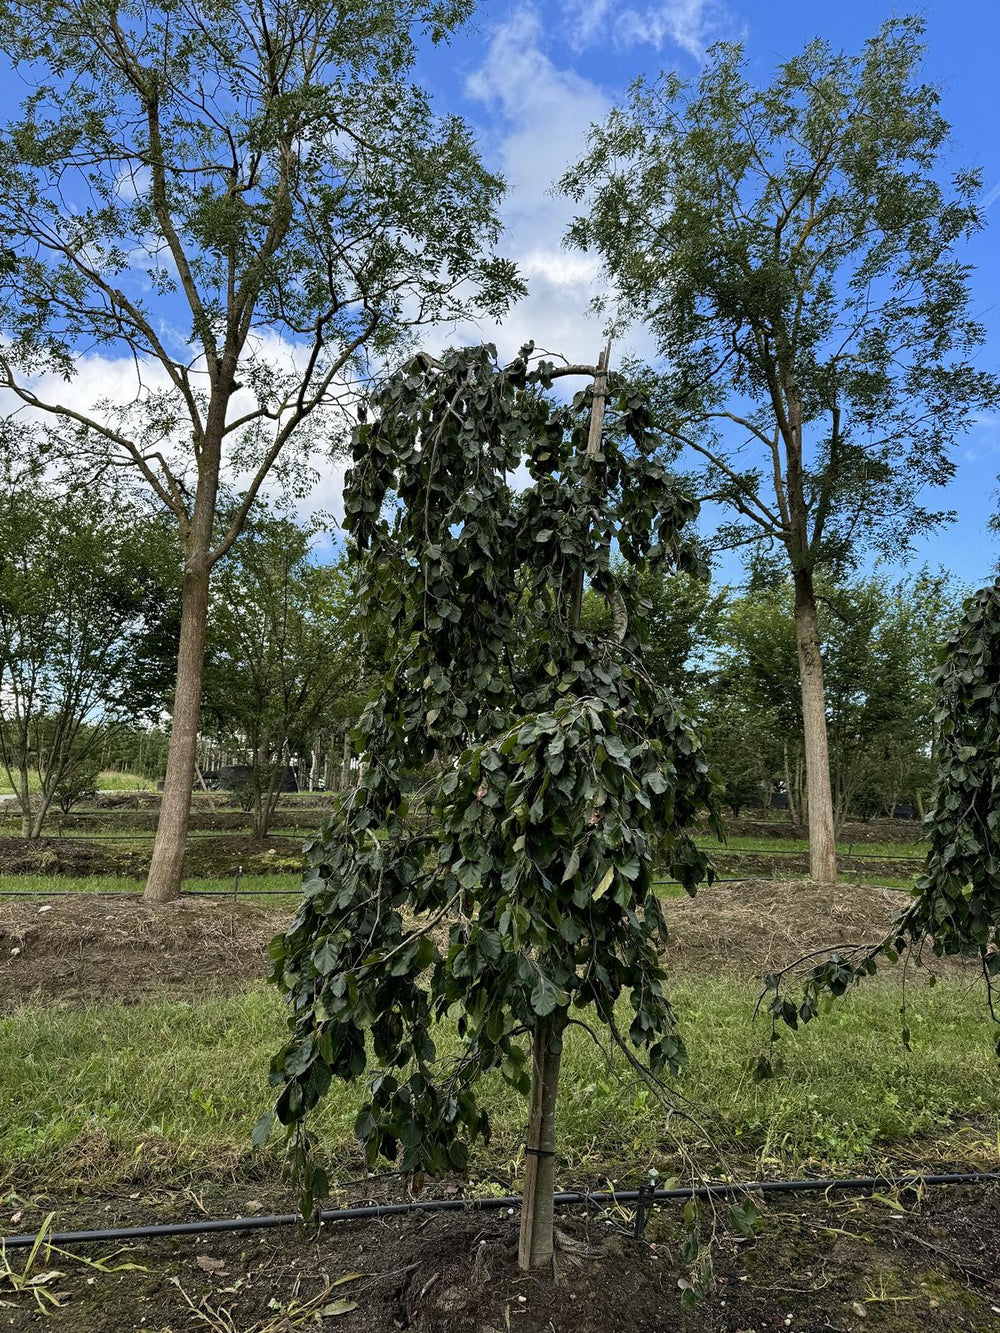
top-left (762, 579), bottom-right (1000, 1055)
top-left (263, 344), bottom-right (720, 1209)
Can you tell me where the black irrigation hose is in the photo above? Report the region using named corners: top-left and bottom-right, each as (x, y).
top-left (4, 1172), bottom-right (1000, 1251)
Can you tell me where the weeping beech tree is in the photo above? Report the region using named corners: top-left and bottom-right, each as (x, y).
top-left (763, 578), bottom-right (1000, 1062)
top-left (560, 17), bottom-right (999, 883)
top-left (263, 343), bottom-right (719, 1271)
top-left (0, 0), bottom-right (520, 903)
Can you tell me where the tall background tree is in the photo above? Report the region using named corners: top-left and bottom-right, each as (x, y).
top-left (0, 0), bottom-right (521, 901)
top-left (0, 465), bottom-right (178, 837)
top-left (707, 569), bottom-right (965, 828)
top-left (561, 16), bottom-right (998, 881)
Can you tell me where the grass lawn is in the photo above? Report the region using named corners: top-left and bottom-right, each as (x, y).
top-left (0, 769), bottom-right (155, 795)
top-left (1, 976), bottom-right (995, 1193)
top-left (700, 834), bottom-right (926, 860)
top-left (0, 871), bottom-right (304, 901)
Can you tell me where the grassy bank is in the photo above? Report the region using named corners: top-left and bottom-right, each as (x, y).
top-left (2, 976), bottom-right (995, 1192)
top-left (0, 769), bottom-right (155, 795)
top-left (0, 871), bottom-right (304, 896)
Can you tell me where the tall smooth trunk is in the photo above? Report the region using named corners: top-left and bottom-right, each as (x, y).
top-left (782, 742), bottom-right (798, 828)
top-left (144, 557), bottom-right (212, 902)
top-left (518, 1016), bottom-right (564, 1271)
top-left (792, 569), bottom-right (837, 883)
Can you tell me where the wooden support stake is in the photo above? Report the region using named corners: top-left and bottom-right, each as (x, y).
top-left (518, 344), bottom-right (611, 1273)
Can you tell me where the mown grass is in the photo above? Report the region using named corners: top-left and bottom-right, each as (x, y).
top-left (2, 977), bottom-right (995, 1191)
top-left (0, 871), bottom-right (304, 901)
top-left (701, 834), bottom-right (926, 860)
top-left (0, 770), bottom-right (155, 795)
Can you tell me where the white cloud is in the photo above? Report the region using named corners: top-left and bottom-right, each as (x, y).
top-left (458, 5), bottom-right (657, 369)
top-left (562, 0), bottom-right (742, 60)
top-left (0, 332), bottom-right (358, 532)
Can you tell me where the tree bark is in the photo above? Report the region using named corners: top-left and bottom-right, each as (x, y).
top-left (782, 742), bottom-right (797, 828)
top-left (144, 549), bottom-right (213, 902)
top-left (792, 569), bottom-right (837, 883)
top-left (518, 1015), bottom-right (564, 1271)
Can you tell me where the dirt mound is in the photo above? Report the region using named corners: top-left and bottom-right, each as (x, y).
top-left (0, 896), bottom-right (290, 1008)
top-left (0, 834), bottom-right (305, 878)
top-left (723, 816), bottom-right (925, 844)
top-left (0, 837), bottom-right (148, 877)
top-left (5, 1182), bottom-right (1000, 1333)
top-left (661, 878), bottom-right (962, 977)
top-left (0, 878), bottom-right (961, 1010)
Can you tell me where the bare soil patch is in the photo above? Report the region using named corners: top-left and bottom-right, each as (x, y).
top-left (2, 1181), bottom-right (998, 1332)
top-left (660, 878), bottom-right (933, 974)
top-left (0, 879), bottom-right (957, 1012)
top-left (0, 896), bottom-right (288, 1009)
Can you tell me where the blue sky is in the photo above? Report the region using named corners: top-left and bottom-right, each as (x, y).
top-left (414, 0), bottom-right (1000, 587)
top-left (1, 1), bottom-right (997, 586)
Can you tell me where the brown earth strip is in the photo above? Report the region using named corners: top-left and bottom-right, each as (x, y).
top-left (0, 834), bottom-right (305, 879)
top-left (1, 1181), bottom-right (997, 1332)
top-left (0, 880), bottom-right (962, 1011)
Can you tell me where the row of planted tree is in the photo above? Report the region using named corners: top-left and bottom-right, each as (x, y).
top-left (0, 7), bottom-right (992, 896)
top-left (0, 455), bottom-right (964, 844)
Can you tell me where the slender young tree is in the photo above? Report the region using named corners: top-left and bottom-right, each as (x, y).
top-left (265, 344), bottom-right (717, 1272)
top-left (0, 467), bottom-right (178, 837)
top-left (0, 0), bottom-right (521, 901)
top-left (201, 508), bottom-right (364, 837)
top-left (560, 17), bottom-right (998, 881)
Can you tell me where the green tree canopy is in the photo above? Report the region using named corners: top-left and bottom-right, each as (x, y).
top-left (560, 16), bottom-right (999, 882)
top-left (202, 507), bottom-right (370, 835)
top-left (0, 464), bottom-right (179, 836)
top-left (0, 0), bottom-right (522, 900)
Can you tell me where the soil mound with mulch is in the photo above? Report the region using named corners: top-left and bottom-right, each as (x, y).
top-left (0, 833), bottom-right (304, 878)
top-left (0, 896), bottom-right (289, 1009)
top-left (0, 879), bottom-right (954, 1011)
top-left (5, 1181), bottom-right (1000, 1332)
top-left (723, 816), bottom-right (925, 844)
top-left (661, 878), bottom-right (972, 980)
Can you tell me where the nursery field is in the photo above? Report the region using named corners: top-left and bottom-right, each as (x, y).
top-left (1, 877), bottom-right (998, 1331)
top-left (0, 794), bottom-right (931, 890)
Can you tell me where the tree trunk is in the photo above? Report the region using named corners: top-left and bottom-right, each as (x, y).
top-left (15, 762), bottom-right (35, 838)
top-left (518, 348), bottom-right (607, 1272)
top-left (518, 1016), bottom-right (564, 1271)
top-left (28, 802), bottom-right (49, 839)
top-left (792, 569), bottom-right (837, 883)
top-left (782, 742), bottom-right (797, 828)
top-left (144, 555), bottom-right (212, 902)
top-left (340, 731), bottom-right (352, 791)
